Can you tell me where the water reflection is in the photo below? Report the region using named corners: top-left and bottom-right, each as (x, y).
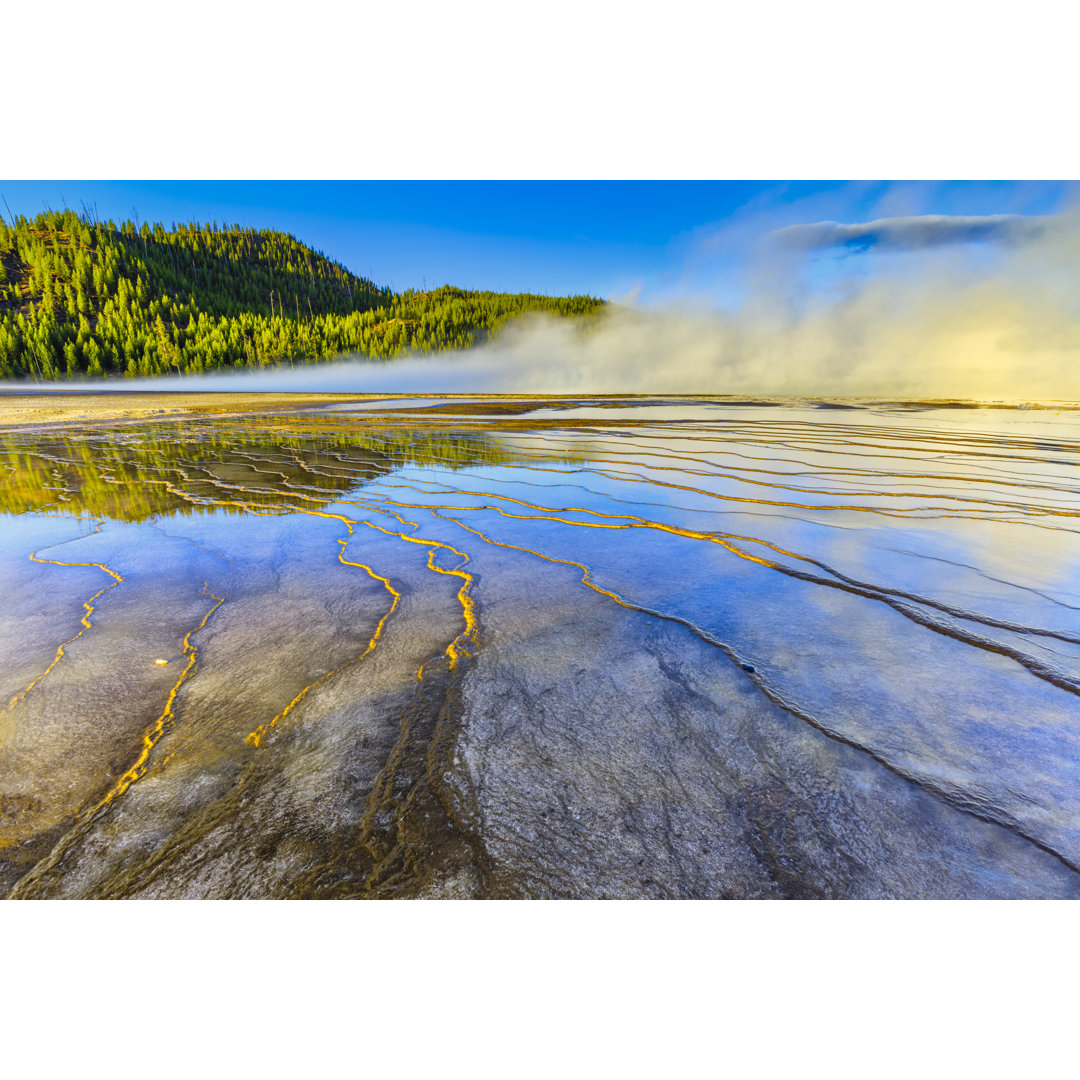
top-left (3, 400), bottom-right (1080, 898)
top-left (1, 422), bottom-right (555, 521)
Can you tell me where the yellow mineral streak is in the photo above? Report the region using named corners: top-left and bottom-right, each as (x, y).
top-left (354, 515), bottom-right (478, 668)
top-left (244, 521), bottom-right (401, 748)
top-left (92, 582), bottom-right (226, 812)
top-left (4, 580), bottom-right (227, 883)
top-left (0, 524), bottom-right (125, 729)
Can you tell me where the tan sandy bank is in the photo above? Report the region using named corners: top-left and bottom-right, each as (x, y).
top-left (3, 391), bottom-right (1064, 432)
top-left (0, 391), bottom-right (698, 430)
top-left (0, 391), bottom-right (394, 430)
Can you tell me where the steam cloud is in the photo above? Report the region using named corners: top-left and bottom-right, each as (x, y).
top-left (127, 207), bottom-right (1080, 401)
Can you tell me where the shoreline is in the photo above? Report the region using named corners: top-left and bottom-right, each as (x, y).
top-left (1, 390), bottom-right (1078, 432)
top-left (0, 391), bottom-right (385, 431)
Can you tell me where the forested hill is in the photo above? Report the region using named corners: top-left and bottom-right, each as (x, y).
top-left (0, 209), bottom-right (604, 380)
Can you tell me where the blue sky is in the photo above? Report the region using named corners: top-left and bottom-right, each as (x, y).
top-left (1, 180), bottom-right (1073, 303)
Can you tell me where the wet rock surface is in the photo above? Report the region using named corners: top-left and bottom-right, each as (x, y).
top-left (2, 398), bottom-right (1079, 899)
top-left (454, 546), bottom-right (1078, 898)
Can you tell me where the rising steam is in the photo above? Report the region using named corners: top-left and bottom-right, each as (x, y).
top-left (125, 206), bottom-right (1080, 401)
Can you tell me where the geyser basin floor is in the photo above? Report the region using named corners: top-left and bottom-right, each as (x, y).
top-left (2, 397), bottom-right (1080, 899)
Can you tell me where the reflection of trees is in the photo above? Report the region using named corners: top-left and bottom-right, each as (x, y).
top-left (0, 421), bottom-right (576, 523)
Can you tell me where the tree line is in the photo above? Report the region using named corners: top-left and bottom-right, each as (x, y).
top-left (0, 209), bottom-right (605, 380)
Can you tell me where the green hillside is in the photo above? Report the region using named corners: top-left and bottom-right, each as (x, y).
top-left (0, 209), bottom-right (604, 380)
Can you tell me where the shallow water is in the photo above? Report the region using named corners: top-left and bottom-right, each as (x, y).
top-left (2, 398), bottom-right (1079, 898)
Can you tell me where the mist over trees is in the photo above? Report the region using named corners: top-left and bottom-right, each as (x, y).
top-left (0, 209), bottom-right (604, 380)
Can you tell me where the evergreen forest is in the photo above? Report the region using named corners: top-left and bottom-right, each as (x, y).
top-left (0, 208), bottom-right (605, 380)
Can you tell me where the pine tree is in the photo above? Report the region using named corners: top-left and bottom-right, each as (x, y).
top-left (0, 210), bottom-right (602, 380)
